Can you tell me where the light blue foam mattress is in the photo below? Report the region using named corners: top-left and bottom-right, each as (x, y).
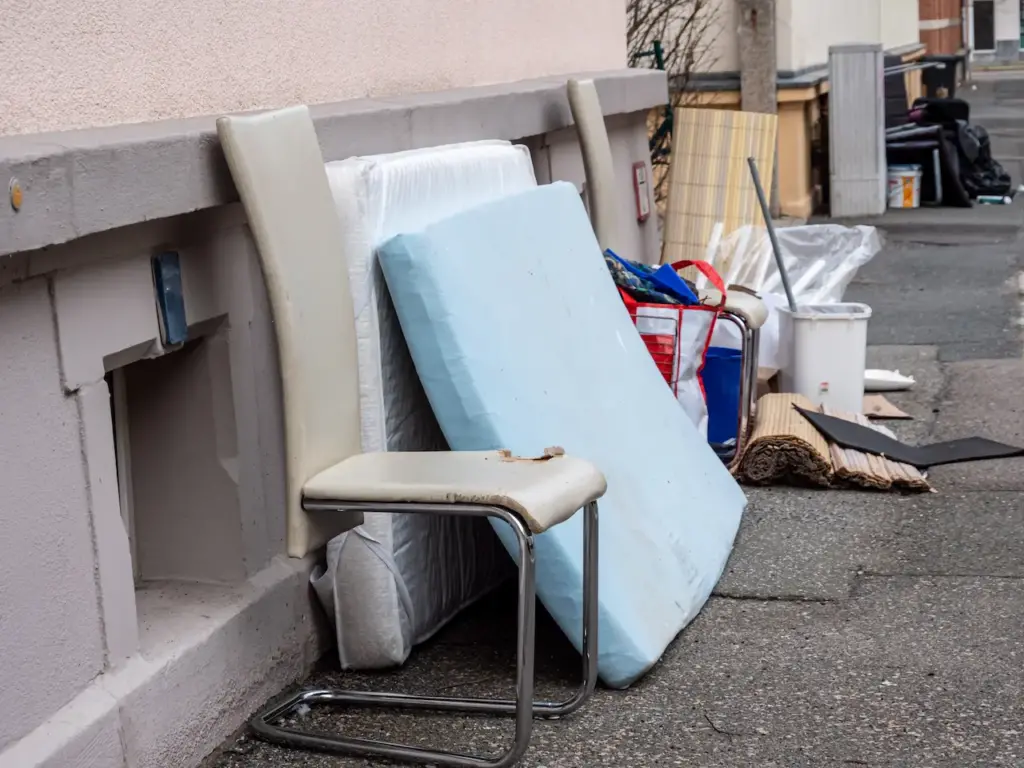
top-left (377, 182), bottom-right (746, 688)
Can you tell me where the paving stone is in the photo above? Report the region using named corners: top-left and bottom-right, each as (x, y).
top-left (864, 344), bottom-right (943, 444)
top-left (929, 359), bottom-right (1024, 491)
top-left (871, 491), bottom-right (1024, 578)
top-left (716, 487), bottom-right (907, 601)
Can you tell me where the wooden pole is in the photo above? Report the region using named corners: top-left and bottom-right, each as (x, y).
top-left (736, 0), bottom-right (781, 218)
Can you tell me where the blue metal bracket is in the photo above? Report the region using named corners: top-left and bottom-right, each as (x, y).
top-left (151, 251), bottom-right (188, 347)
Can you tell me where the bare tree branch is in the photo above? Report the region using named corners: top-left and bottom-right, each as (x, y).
top-left (628, 0), bottom-right (721, 205)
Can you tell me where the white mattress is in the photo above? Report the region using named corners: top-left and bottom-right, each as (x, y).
top-left (311, 141), bottom-right (537, 669)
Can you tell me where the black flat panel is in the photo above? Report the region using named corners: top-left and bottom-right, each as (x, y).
top-left (975, 0), bottom-right (996, 51)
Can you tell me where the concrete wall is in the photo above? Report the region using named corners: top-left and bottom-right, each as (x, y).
top-left (0, 70), bottom-right (666, 767)
top-left (705, 0), bottom-right (921, 72)
top-left (0, 279), bottom-right (105, 752)
top-left (0, 0), bottom-right (626, 136)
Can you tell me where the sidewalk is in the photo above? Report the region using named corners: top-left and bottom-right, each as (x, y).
top-left (205, 96), bottom-right (1024, 768)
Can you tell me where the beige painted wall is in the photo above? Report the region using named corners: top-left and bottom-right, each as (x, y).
top-left (704, 0), bottom-right (920, 73)
top-left (0, 0), bottom-right (626, 136)
top-left (780, 0), bottom-right (879, 70)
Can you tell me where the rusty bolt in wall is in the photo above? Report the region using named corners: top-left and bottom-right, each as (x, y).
top-left (9, 178), bottom-right (22, 211)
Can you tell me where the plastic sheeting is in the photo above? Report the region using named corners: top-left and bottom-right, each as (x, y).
top-left (378, 182), bottom-right (745, 688)
top-left (711, 223), bottom-right (883, 305)
top-left (314, 141), bottom-right (535, 670)
top-left (707, 224), bottom-right (883, 369)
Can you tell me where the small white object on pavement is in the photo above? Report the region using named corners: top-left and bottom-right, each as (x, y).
top-left (864, 369), bottom-right (916, 392)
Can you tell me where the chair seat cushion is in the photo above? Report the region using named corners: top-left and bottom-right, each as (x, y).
top-left (700, 288), bottom-right (769, 329)
top-left (725, 290), bottom-right (769, 329)
top-left (303, 450), bottom-right (606, 534)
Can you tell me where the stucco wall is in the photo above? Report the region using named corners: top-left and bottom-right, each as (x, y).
top-left (0, 0), bottom-right (627, 136)
top-left (0, 278), bottom-right (105, 751)
top-left (705, 0), bottom-right (920, 73)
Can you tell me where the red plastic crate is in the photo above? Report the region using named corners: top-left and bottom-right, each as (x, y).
top-left (618, 288), bottom-right (680, 393)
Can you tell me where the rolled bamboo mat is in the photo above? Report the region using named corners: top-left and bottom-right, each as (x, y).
top-left (735, 393), bottom-right (833, 487)
top-left (821, 406), bottom-right (932, 492)
top-left (661, 108), bottom-right (778, 271)
top-left (735, 395), bottom-right (933, 492)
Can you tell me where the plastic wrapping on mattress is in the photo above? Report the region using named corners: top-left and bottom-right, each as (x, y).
top-left (378, 183), bottom-right (746, 688)
top-left (313, 142), bottom-right (536, 669)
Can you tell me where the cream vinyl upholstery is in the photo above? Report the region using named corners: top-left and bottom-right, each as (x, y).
top-left (700, 288), bottom-right (770, 329)
top-left (567, 79), bottom-right (625, 255)
top-left (303, 449), bottom-right (607, 534)
top-left (217, 106), bottom-right (363, 556)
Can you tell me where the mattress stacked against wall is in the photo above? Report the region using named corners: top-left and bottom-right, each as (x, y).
top-left (312, 142), bottom-right (537, 668)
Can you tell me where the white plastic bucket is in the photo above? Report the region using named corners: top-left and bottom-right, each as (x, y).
top-left (777, 303), bottom-right (873, 413)
top-left (887, 165), bottom-right (921, 209)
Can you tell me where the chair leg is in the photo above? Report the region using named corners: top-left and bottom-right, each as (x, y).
top-left (731, 325), bottom-right (760, 466)
top-left (544, 499), bottom-right (600, 715)
top-left (249, 500), bottom-right (599, 767)
top-left (746, 327), bottom-right (761, 418)
top-left (713, 312), bottom-right (749, 465)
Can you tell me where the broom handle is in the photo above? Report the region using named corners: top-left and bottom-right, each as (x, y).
top-left (747, 157), bottom-right (797, 312)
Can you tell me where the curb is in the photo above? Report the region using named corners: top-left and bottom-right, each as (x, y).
top-left (812, 202), bottom-right (1024, 241)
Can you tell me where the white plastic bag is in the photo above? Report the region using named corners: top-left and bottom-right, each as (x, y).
top-left (710, 223), bottom-right (883, 305)
top-left (703, 223), bottom-right (882, 373)
top-left (634, 305), bottom-right (715, 438)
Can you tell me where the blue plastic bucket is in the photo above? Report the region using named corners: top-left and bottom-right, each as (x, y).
top-left (702, 347), bottom-right (742, 445)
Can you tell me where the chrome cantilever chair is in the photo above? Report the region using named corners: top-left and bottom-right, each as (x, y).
top-left (217, 105), bottom-right (605, 768)
top-left (701, 285), bottom-right (768, 465)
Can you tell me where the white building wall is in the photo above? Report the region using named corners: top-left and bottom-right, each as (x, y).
top-left (704, 0), bottom-right (920, 74)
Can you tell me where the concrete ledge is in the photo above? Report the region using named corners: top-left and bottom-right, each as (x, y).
top-left (0, 68), bottom-right (667, 258)
top-left (0, 557), bottom-right (328, 768)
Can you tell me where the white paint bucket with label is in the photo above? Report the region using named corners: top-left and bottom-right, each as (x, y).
top-left (887, 165), bottom-right (922, 209)
top-left (777, 303), bottom-right (873, 413)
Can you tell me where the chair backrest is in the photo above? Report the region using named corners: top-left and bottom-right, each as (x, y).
top-left (217, 106), bottom-right (362, 557)
top-left (566, 78), bottom-right (624, 255)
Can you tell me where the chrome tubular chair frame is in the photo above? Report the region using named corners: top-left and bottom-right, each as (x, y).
top-left (250, 499), bottom-right (599, 768)
top-left (716, 311), bottom-right (761, 466)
